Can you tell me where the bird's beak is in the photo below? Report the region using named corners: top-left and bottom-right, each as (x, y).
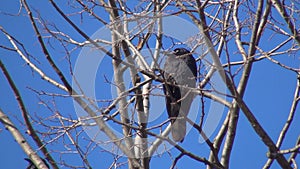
top-left (162, 50), bottom-right (174, 56)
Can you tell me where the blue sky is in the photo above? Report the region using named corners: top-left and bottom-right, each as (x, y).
top-left (0, 1), bottom-right (299, 169)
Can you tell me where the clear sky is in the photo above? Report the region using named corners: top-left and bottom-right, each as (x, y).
top-left (0, 1), bottom-right (299, 169)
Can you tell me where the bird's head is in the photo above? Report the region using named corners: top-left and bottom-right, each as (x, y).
top-left (173, 48), bottom-right (191, 56)
top-left (163, 48), bottom-right (192, 59)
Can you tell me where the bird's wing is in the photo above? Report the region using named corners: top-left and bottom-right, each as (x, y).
top-left (163, 72), bottom-right (181, 120)
top-left (163, 55), bottom-right (182, 118)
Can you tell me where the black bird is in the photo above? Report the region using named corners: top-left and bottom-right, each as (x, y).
top-left (25, 158), bottom-right (50, 169)
top-left (163, 48), bottom-right (197, 142)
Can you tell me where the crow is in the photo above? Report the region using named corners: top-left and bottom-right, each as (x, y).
top-left (163, 48), bottom-right (197, 142)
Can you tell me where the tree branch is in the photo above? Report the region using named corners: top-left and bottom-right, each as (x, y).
top-left (0, 60), bottom-right (53, 169)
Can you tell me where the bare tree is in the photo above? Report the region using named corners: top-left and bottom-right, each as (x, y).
top-left (0, 0), bottom-right (299, 169)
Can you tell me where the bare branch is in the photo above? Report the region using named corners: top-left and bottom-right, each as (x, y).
top-left (0, 109), bottom-right (49, 169)
top-left (0, 60), bottom-right (55, 169)
top-left (264, 74), bottom-right (300, 168)
top-left (270, 0), bottom-right (300, 45)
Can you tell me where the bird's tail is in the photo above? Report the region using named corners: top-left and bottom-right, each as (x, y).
top-left (171, 117), bottom-right (186, 142)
